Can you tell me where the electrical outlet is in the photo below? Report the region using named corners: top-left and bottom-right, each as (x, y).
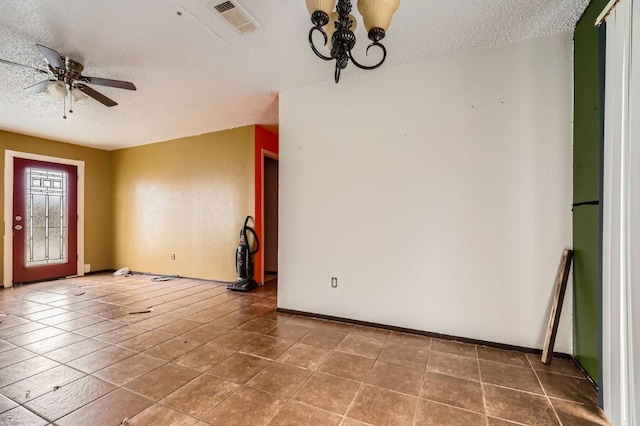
top-left (171, 254), bottom-right (176, 260)
top-left (331, 277), bottom-right (338, 288)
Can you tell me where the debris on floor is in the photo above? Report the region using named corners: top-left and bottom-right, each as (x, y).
top-left (150, 275), bottom-right (177, 282)
top-left (73, 290), bottom-right (85, 296)
top-left (129, 308), bottom-right (153, 315)
top-left (113, 267), bottom-right (131, 277)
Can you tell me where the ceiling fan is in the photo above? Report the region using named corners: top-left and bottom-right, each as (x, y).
top-left (0, 44), bottom-right (136, 116)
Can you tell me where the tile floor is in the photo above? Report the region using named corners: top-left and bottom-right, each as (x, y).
top-left (0, 274), bottom-right (609, 426)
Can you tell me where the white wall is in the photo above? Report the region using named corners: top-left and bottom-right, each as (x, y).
top-left (279, 33), bottom-right (573, 352)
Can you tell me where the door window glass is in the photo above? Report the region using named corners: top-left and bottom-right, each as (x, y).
top-left (25, 168), bottom-right (68, 266)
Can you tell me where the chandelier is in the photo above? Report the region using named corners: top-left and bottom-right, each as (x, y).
top-left (305, 0), bottom-right (400, 83)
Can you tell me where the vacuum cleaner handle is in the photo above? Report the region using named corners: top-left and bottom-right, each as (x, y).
top-left (245, 226), bottom-right (259, 255)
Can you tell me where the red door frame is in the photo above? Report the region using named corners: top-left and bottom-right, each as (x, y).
top-left (12, 158), bottom-right (78, 283)
top-left (254, 126), bottom-right (279, 284)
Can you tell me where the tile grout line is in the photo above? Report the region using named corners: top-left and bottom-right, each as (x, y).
top-left (477, 350), bottom-right (550, 426)
top-left (523, 354), bottom-right (593, 379)
top-left (330, 337), bottom-right (493, 422)
top-left (9, 373), bottom-right (125, 425)
top-left (528, 354), bottom-right (564, 425)
top-left (412, 338), bottom-right (431, 426)
top-left (148, 375), bottom-right (235, 423)
top-left (121, 360), bottom-right (220, 414)
top-left (7, 392), bottom-right (58, 424)
top-left (181, 315), bottom-right (315, 422)
top-left (245, 357), bottom-right (325, 425)
top-left (476, 345), bottom-right (490, 426)
top-left (270, 399), bottom-right (346, 424)
top-left (339, 334), bottom-right (381, 425)
top-left (53, 386), bottom-right (148, 424)
top-left (209, 323), bottom-right (356, 424)
top-left (476, 380), bottom-right (593, 402)
top-left (283, 330), bottom-right (355, 425)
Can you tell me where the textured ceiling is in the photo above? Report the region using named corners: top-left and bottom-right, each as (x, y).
top-left (0, 0), bottom-right (588, 150)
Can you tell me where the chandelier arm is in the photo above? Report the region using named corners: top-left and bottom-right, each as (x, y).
top-left (309, 27), bottom-right (334, 61)
top-left (348, 42), bottom-right (387, 70)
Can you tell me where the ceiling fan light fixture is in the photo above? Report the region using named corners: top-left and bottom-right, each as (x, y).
top-left (71, 87), bottom-right (88, 102)
top-left (45, 80), bottom-right (68, 100)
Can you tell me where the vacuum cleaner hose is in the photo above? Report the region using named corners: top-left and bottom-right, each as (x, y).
top-left (245, 226), bottom-right (259, 255)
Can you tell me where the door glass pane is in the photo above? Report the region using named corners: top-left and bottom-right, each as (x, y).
top-left (24, 168), bottom-right (67, 266)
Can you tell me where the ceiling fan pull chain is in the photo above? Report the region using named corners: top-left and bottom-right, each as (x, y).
top-left (63, 96), bottom-right (67, 119)
top-left (69, 90), bottom-right (74, 114)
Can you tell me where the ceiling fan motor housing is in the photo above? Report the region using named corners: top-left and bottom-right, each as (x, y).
top-left (56, 57), bottom-right (84, 83)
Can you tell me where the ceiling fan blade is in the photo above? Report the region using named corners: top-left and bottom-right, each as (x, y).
top-left (81, 76), bottom-right (136, 90)
top-left (36, 44), bottom-right (64, 69)
top-left (75, 83), bottom-right (117, 107)
top-left (0, 58), bottom-right (48, 74)
top-left (24, 79), bottom-right (54, 93)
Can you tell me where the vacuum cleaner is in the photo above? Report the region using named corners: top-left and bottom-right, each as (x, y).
top-left (227, 216), bottom-right (260, 292)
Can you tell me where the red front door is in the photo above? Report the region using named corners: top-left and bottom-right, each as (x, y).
top-left (12, 158), bottom-right (78, 283)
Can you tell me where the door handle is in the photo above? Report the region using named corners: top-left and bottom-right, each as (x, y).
top-left (14, 225), bottom-right (22, 231)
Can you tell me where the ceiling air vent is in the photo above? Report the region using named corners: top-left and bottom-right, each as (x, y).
top-left (210, 1), bottom-right (259, 34)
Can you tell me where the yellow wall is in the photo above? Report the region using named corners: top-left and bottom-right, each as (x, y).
top-left (0, 130), bottom-right (112, 282)
top-left (111, 126), bottom-right (255, 281)
top-left (2, 126), bottom-right (255, 284)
